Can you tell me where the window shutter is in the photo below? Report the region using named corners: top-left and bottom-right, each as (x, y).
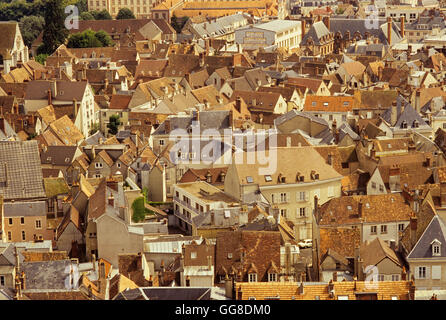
top-left (414, 267), bottom-right (420, 280)
top-left (286, 193), bottom-right (290, 202)
top-left (432, 266), bottom-right (441, 280)
top-left (305, 191), bottom-right (309, 201)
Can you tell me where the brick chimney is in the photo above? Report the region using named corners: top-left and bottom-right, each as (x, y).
top-left (409, 215), bottom-right (418, 248)
top-left (322, 16), bottom-right (330, 30)
top-left (235, 96), bottom-right (242, 113)
top-left (387, 17), bottom-right (392, 45)
top-left (47, 90), bottom-right (52, 105)
top-left (108, 194), bottom-right (115, 207)
top-left (0, 116), bottom-right (5, 134)
top-left (358, 200), bottom-right (363, 217)
top-left (400, 16), bottom-right (405, 38)
top-left (164, 118), bottom-right (171, 134)
top-left (301, 20), bottom-right (306, 43)
top-left (390, 101), bottom-right (398, 126)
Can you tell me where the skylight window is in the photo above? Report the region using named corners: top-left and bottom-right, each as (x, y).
top-left (265, 175), bottom-right (272, 182)
top-left (246, 176), bottom-right (254, 183)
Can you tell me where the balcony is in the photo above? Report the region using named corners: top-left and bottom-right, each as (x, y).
top-left (173, 196), bottom-right (200, 215)
top-left (174, 209), bottom-right (193, 225)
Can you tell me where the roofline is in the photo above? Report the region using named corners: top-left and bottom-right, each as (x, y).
top-left (258, 176), bottom-right (343, 190)
top-left (406, 214), bottom-right (438, 260)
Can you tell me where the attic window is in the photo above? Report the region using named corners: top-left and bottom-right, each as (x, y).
top-left (343, 102), bottom-right (349, 106)
top-left (347, 205), bottom-right (352, 210)
top-left (388, 144), bottom-right (392, 148)
top-left (312, 102), bottom-right (316, 106)
top-left (390, 197), bottom-right (395, 203)
top-left (432, 240), bottom-right (441, 256)
top-left (246, 176), bottom-right (254, 183)
top-left (323, 102), bottom-right (329, 107)
top-left (191, 252), bottom-right (197, 259)
top-left (265, 175), bottom-right (272, 182)
top-left (227, 253), bottom-right (233, 259)
top-left (365, 203), bottom-right (370, 208)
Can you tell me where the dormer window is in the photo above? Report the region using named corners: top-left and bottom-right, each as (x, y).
top-left (432, 239), bottom-right (441, 256)
top-left (248, 273), bottom-right (257, 282)
top-left (268, 273), bottom-right (277, 282)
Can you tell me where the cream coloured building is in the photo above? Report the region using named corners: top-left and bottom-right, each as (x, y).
top-left (87, 0), bottom-right (153, 18)
top-left (173, 181), bottom-right (240, 235)
top-left (224, 147), bottom-right (343, 240)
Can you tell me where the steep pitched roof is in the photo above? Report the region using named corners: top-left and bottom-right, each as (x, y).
top-left (319, 194), bottom-right (413, 226)
top-left (361, 238), bottom-right (403, 268)
top-left (407, 214), bottom-right (446, 259)
top-left (0, 141), bottom-right (46, 200)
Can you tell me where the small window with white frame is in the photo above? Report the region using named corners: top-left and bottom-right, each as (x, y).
top-left (191, 252), bottom-right (197, 259)
top-left (248, 273), bottom-right (257, 282)
top-left (268, 273), bottom-right (277, 282)
top-left (432, 239), bottom-right (441, 256)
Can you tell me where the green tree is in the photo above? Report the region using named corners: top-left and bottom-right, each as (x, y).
top-left (19, 15), bottom-right (45, 47)
top-left (92, 9), bottom-right (112, 20)
top-left (80, 11), bottom-right (95, 20)
top-left (40, 0), bottom-right (69, 54)
top-left (67, 29), bottom-right (112, 48)
top-left (35, 53), bottom-right (48, 64)
top-left (116, 7), bottom-right (135, 19)
top-left (95, 30), bottom-right (112, 46)
top-left (107, 114), bottom-right (121, 135)
top-left (131, 197), bottom-right (146, 222)
top-left (170, 15), bottom-right (188, 33)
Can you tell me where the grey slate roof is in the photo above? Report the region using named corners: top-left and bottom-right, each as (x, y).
top-left (0, 141), bottom-right (46, 200)
top-left (40, 146), bottom-right (78, 166)
top-left (153, 110), bottom-right (231, 135)
top-left (408, 215), bottom-right (446, 259)
top-left (329, 18), bottom-right (402, 45)
top-left (3, 201), bottom-right (46, 217)
top-left (301, 21), bottom-right (331, 46)
top-left (22, 260), bottom-right (77, 290)
top-left (114, 287), bottom-right (213, 300)
top-left (381, 96), bottom-right (429, 129)
top-left (83, 131), bottom-right (105, 145)
top-left (338, 123), bottom-right (360, 141)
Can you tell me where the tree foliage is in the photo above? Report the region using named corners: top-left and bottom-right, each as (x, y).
top-left (0, 0), bottom-right (45, 22)
top-left (67, 29), bottom-right (112, 48)
top-left (40, 0), bottom-right (69, 54)
top-left (116, 7), bottom-right (135, 19)
top-left (170, 15), bottom-right (188, 33)
top-left (35, 53), bottom-right (48, 65)
top-left (91, 9), bottom-right (112, 20)
top-left (107, 114), bottom-right (121, 135)
top-left (19, 15), bottom-right (45, 47)
top-left (131, 197), bottom-right (146, 223)
top-left (80, 11), bottom-right (95, 20)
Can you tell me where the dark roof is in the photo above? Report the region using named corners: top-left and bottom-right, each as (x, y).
top-left (24, 80), bottom-right (88, 101)
top-left (407, 215), bottom-right (446, 259)
top-left (381, 96), bottom-right (429, 129)
top-left (329, 18), bottom-right (402, 45)
top-left (22, 260), bottom-right (76, 290)
top-left (153, 110), bottom-right (231, 135)
top-left (114, 287), bottom-right (212, 300)
top-left (0, 141), bottom-right (46, 200)
top-left (40, 146), bottom-right (78, 166)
